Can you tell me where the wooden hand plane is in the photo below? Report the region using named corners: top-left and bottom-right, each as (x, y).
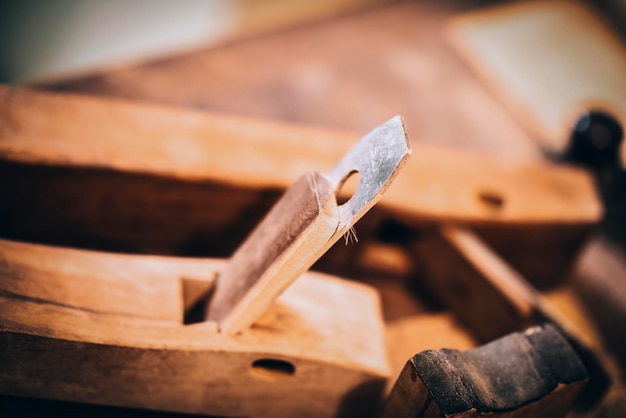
top-left (0, 86), bottom-right (608, 417)
top-left (382, 324), bottom-right (589, 418)
top-left (0, 117), bottom-right (410, 418)
top-left (0, 240), bottom-right (386, 418)
top-left (0, 86), bottom-right (600, 286)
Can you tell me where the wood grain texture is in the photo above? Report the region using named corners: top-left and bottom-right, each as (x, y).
top-left (448, 0), bottom-right (626, 164)
top-left (0, 1), bottom-right (619, 416)
top-left (381, 325), bottom-right (588, 418)
top-left (0, 85), bottom-right (600, 226)
top-left (0, 239), bottom-right (389, 418)
top-left (0, 85), bottom-right (601, 288)
top-left (206, 172), bottom-right (338, 334)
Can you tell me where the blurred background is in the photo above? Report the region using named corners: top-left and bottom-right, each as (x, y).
top-left (0, 0), bottom-right (393, 83)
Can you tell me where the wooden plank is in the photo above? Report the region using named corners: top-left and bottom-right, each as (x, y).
top-left (0, 239), bottom-right (389, 418)
top-left (381, 325), bottom-right (588, 418)
top-left (0, 240), bottom-right (215, 323)
top-left (448, 0), bottom-right (626, 164)
top-left (0, 86), bottom-right (599, 226)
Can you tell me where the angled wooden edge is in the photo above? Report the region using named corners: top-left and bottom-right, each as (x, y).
top-left (447, 0), bottom-right (626, 165)
top-left (0, 85), bottom-right (601, 225)
top-left (381, 324), bottom-right (588, 418)
top-left (410, 225), bottom-right (614, 409)
top-left (206, 171), bottom-right (339, 334)
top-left (0, 239), bottom-right (390, 418)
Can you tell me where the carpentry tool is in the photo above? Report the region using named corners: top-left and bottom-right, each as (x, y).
top-left (1, 0), bottom-right (623, 415)
top-left (0, 87), bottom-right (609, 416)
top-left (411, 225), bottom-right (613, 410)
top-left (206, 115), bottom-right (410, 334)
top-left (0, 117), bottom-right (409, 418)
top-left (0, 86), bottom-right (600, 285)
top-left (380, 110), bottom-right (624, 417)
top-left (445, 7), bottom-right (626, 408)
top-left (381, 324), bottom-right (588, 418)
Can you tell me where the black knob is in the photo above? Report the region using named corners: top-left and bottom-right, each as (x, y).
top-left (565, 111), bottom-right (623, 168)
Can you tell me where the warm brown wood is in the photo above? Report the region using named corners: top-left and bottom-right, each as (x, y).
top-left (0, 2), bottom-right (622, 416)
top-left (0, 85), bottom-right (601, 291)
top-left (411, 225), bottom-right (613, 408)
top-left (39, 1), bottom-right (537, 163)
top-left (207, 172), bottom-right (338, 334)
top-left (448, 0), bottom-right (626, 164)
top-left (206, 116), bottom-right (410, 334)
top-left (0, 85), bottom-right (601, 287)
top-left (413, 226), bottom-right (590, 343)
top-left (0, 239), bottom-right (390, 418)
top-left (412, 226), bottom-right (537, 342)
top-left (471, 223), bottom-right (594, 287)
top-left (0, 85), bottom-right (599, 225)
top-left (381, 325), bottom-right (588, 418)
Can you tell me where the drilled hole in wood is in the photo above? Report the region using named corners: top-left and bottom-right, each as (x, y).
top-left (477, 191), bottom-right (505, 210)
top-left (336, 170), bottom-right (360, 205)
top-left (251, 359), bottom-right (296, 380)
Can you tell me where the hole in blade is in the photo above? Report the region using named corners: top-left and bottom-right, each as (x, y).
top-left (336, 170), bottom-right (360, 205)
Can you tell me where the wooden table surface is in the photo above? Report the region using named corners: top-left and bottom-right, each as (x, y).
top-left (41, 0), bottom-right (541, 162)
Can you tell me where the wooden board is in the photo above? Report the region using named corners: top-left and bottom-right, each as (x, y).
top-left (0, 239), bottom-right (389, 418)
top-left (448, 0), bottom-right (626, 164)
